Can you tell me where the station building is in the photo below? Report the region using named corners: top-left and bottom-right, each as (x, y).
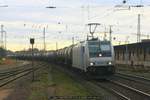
top-left (114, 40), bottom-right (150, 68)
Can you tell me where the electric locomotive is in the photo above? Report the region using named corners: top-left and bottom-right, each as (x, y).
top-left (72, 38), bottom-right (115, 78)
top-left (55, 23), bottom-right (115, 78)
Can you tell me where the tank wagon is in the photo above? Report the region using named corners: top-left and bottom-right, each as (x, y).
top-left (55, 38), bottom-right (115, 78)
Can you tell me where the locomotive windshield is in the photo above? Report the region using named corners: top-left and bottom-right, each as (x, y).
top-left (88, 41), bottom-right (111, 57)
top-left (100, 44), bottom-right (111, 51)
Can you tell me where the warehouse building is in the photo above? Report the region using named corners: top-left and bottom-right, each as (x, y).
top-left (114, 40), bottom-right (150, 68)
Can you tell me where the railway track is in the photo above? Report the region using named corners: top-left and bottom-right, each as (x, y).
top-left (0, 65), bottom-right (31, 77)
top-left (52, 64), bottom-right (129, 100)
top-left (53, 64), bottom-right (150, 100)
top-left (113, 73), bottom-right (150, 94)
top-left (93, 81), bottom-right (130, 100)
top-left (95, 72), bottom-right (150, 100)
top-left (96, 78), bottom-right (150, 100)
top-left (116, 72), bottom-right (150, 85)
top-left (0, 62), bottom-right (46, 87)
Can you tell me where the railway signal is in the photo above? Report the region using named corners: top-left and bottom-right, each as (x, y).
top-left (30, 38), bottom-right (35, 81)
top-left (30, 38), bottom-right (34, 44)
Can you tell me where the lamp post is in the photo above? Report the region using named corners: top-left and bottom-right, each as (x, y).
top-left (4, 31), bottom-right (6, 50)
top-left (0, 25), bottom-right (7, 49)
top-left (43, 27), bottom-right (46, 55)
top-left (125, 36), bottom-right (129, 65)
top-left (109, 25), bottom-right (113, 43)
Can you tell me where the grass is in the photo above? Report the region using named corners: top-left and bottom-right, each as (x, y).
top-left (52, 68), bottom-right (91, 96)
top-left (28, 65), bottom-right (92, 100)
top-left (28, 71), bottom-right (50, 100)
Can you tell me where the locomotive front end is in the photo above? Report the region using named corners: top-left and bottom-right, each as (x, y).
top-left (87, 40), bottom-right (115, 78)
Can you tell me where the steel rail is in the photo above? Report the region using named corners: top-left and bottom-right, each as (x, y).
top-left (109, 79), bottom-right (150, 98)
top-left (0, 68), bottom-right (33, 80)
top-left (53, 64), bottom-right (129, 100)
top-left (0, 63), bottom-right (45, 76)
top-left (0, 69), bottom-right (33, 87)
top-left (116, 72), bottom-right (150, 84)
top-left (0, 63), bottom-right (46, 87)
top-left (95, 82), bottom-right (130, 100)
top-left (0, 64), bottom-right (31, 75)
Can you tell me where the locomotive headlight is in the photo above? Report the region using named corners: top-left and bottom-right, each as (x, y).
top-left (108, 61), bottom-right (112, 65)
top-left (99, 53), bottom-right (102, 57)
top-left (90, 62), bottom-right (94, 66)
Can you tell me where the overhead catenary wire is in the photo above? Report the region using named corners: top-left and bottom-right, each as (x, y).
top-left (2, 0), bottom-right (150, 51)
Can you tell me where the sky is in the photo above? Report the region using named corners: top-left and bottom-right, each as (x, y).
top-left (0, 0), bottom-right (150, 51)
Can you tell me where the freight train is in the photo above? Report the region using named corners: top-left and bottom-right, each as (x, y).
top-left (54, 38), bottom-right (115, 78)
top-left (15, 38), bottom-right (115, 79)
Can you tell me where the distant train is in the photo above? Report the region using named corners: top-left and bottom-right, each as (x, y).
top-left (15, 38), bottom-right (115, 79)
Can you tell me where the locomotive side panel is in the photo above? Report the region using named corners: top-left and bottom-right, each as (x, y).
top-left (72, 43), bottom-right (85, 70)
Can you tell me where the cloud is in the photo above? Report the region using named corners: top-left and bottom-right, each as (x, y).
top-left (1, 0), bottom-right (150, 51)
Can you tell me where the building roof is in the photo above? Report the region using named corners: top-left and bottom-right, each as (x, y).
top-left (114, 41), bottom-right (150, 50)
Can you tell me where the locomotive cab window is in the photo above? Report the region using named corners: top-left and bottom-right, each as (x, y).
top-left (100, 42), bottom-right (112, 57)
top-left (100, 44), bottom-right (111, 51)
top-left (88, 41), bottom-right (111, 57)
top-left (88, 41), bottom-right (100, 57)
